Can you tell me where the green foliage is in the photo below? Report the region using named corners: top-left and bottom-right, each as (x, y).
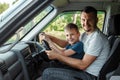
top-left (0, 0), bottom-right (19, 14)
top-left (12, 0), bottom-right (19, 4)
top-left (97, 13), bottom-right (105, 30)
top-left (0, 3), bottom-right (9, 14)
top-left (44, 11), bottom-right (82, 32)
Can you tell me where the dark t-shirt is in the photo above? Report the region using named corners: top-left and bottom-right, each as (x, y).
top-left (49, 41), bottom-right (84, 70)
top-left (65, 41), bottom-right (84, 59)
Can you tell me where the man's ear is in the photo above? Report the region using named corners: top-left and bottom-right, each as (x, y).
top-left (96, 17), bottom-right (98, 23)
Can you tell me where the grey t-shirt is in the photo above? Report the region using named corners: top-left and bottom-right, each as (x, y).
top-left (80, 28), bottom-right (110, 76)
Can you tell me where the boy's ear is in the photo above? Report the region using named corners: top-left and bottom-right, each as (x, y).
top-left (78, 32), bottom-right (80, 36)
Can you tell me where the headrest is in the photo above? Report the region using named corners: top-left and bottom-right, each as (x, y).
top-left (108, 14), bottom-right (120, 36)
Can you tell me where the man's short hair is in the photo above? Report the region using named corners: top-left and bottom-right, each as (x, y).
top-left (82, 6), bottom-right (97, 17)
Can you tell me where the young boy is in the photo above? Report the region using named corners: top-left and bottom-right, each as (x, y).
top-left (40, 23), bottom-right (84, 69)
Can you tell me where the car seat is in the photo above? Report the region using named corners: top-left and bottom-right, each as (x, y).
top-left (98, 14), bottom-right (120, 80)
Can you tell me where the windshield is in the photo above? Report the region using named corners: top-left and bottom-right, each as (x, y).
top-left (0, 0), bottom-right (32, 30)
top-left (0, 0), bottom-right (54, 46)
top-left (5, 6), bottom-right (53, 45)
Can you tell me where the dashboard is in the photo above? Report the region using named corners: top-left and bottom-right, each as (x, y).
top-left (11, 41), bottom-right (46, 79)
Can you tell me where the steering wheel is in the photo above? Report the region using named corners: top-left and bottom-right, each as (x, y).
top-left (41, 40), bottom-right (59, 62)
top-left (41, 40), bottom-right (51, 50)
top-left (37, 40), bottom-right (58, 62)
top-left (36, 40), bottom-right (51, 62)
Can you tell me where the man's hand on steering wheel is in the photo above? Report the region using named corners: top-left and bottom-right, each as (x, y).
top-left (41, 40), bottom-right (51, 50)
top-left (39, 32), bottom-right (52, 50)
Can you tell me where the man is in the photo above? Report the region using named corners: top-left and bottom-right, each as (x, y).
top-left (41, 6), bottom-right (110, 80)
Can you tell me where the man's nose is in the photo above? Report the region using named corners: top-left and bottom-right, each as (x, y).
top-left (85, 20), bottom-right (88, 25)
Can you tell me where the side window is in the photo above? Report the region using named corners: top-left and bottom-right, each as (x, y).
top-left (43, 11), bottom-right (105, 40)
